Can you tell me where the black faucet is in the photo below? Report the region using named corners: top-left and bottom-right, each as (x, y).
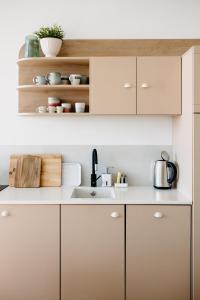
top-left (91, 149), bottom-right (100, 187)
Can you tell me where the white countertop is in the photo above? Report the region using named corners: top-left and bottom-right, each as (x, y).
top-left (0, 186), bottom-right (192, 205)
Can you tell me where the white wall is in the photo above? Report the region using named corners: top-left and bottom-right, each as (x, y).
top-left (0, 0), bottom-right (200, 145)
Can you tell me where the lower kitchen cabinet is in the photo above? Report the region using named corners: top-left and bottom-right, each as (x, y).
top-left (61, 205), bottom-right (125, 300)
top-left (0, 205), bottom-right (60, 300)
top-left (126, 205), bottom-right (191, 300)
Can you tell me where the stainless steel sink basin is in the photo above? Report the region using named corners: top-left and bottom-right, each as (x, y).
top-left (71, 187), bottom-right (115, 199)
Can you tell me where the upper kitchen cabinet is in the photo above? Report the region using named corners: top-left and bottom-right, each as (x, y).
top-left (17, 57), bottom-right (90, 115)
top-left (90, 57), bottom-right (137, 114)
top-left (137, 56), bottom-right (181, 115)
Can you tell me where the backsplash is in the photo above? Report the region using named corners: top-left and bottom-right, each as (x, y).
top-left (0, 145), bottom-right (172, 186)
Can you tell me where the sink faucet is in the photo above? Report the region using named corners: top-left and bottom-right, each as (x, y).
top-left (91, 149), bottom-right (101, 187)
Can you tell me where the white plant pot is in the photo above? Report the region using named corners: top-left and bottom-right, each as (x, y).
top-left (40, 37), bottom-right (62, 57)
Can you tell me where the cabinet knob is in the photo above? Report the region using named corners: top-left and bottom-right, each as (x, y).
top-left (141, 83), bottom-right (150, 88)
top-left (1, 210), bottom-right (9, 217)
top-left (153, 211), bottom-right (164, 219)
top-left (110, 212), bottom-right (120, 218)
top-left (123, 83), bottom-right (132, 88)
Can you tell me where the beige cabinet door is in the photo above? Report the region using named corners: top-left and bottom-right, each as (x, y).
top-left (90, 57), bottom-right (136, 114)
top-left (194, 53), bottom-right (200, 112)
top-left (137, 56), bottom-right (181, 115)
top-left (61, 205), bottom-right (124, 300)
top-left (0, 205), bottom-right (59, 300)
top-left (126, 205), bottom-right (190, 300)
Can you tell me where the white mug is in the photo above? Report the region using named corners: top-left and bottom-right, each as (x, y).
top-left (69, 74), bottom-right (81, 85)
top-left (48, 106), bottom-right (56, 113)
top-left (56, 106), bottom-right (64, 113)
top-left (75, 102), bottom-right (86, 113)
top-left (37, 106), bottom-right (47, 113)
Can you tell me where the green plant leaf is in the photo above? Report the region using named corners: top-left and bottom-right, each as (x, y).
top-left (34, 24), bottom-right (64, 39)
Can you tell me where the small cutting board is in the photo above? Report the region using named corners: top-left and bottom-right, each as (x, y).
top-left (14, 155), bottom-right (41, 188)
top-left (9, 157), bottom-right (18, 186)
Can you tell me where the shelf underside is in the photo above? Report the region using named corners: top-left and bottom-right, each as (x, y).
top-left (18, 112), bottom-right (91, 116)
top-left (17, 57), bottom-right (90, 66)
top-left (18, 85), bottom-right (89, 91)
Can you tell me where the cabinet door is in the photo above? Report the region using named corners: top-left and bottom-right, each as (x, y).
top-left (194, 53), bottom-right (200, 112)
top-left (137, 56), bottom-right (181, 114)
top-left (126, 205), bottom-right (190, 300)
top-left (0, 205), bottom-right (59, 300)
top-left (90, 57), bottom-right (136, 114)
top-left (61, 205), bottom-right (124, 300)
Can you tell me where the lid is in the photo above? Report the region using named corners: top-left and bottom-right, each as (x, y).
top-left (161, 151), bottom-right (169, 161)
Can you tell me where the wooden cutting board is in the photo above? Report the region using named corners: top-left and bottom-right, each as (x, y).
top-left (9, 157), bottom-right (18, 186)
top-left (14, 155), bottom-right (41, 188)
top-left (40, 154), bottom-right (62, 187)
top-left (9, 154), bottom-right (62, 187)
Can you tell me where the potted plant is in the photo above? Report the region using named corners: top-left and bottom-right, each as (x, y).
top-left (35, 24), bottom-right (64, 57)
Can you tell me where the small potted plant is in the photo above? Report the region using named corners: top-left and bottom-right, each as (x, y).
top-left (35, 24), bottom-right (64, 57)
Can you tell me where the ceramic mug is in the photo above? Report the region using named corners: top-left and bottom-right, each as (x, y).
top-left (47, 106), bottom-right (56, 113)
top-left (47, 72), bottom-right (62, 85)
top-left (80, 75), bottom-right (89, 85)
top-left (61, 103), bottom-right (71, 112)
top-left (33, 75), bottom-right (47, 85)
top-left (48, 97), bottom-right (60, 107)
top-left (69, 74), bottom-right (81, 85)
top-left (56, 106), bottom-right (64, 113)
top-left (37, 106), bottom-right (47, 113)
top-left (61, 75), bottom-right (70, 85)
top-left (75, 102), bottom-right (85, 113)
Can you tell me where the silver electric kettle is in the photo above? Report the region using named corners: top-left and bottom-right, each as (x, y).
top-left (154, 151), bottom-right (177, 189)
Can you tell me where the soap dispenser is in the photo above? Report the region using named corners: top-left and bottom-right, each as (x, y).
top-left (101, 167), bottom-right (113, 187)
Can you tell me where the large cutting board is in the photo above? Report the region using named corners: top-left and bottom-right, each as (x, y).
top-left (14, 155), bottom-right (41, 188)
top-left (40, 154), bottom-right (62, 187)
top-left (9, 154), bottom-right (62, 187)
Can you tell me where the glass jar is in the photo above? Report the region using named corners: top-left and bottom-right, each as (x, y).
top-left (25, 35), bottom-right (39, 58)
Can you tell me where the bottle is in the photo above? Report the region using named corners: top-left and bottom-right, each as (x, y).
top-left (25, 35), bottom-right (39, 58)
top-left (102, 167), bottom-right (113, 187)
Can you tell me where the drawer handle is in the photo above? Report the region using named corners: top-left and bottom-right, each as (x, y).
top-left (141, 83), bottom-right (150, 88)
top-left (1, 210), bottom-right (9, 217)
top-left (153, 212), bottom-right (164, 219)
top-left (110, 212), bottom-right (120, 218)
top-left (123, 83), bottom-right (132, 88)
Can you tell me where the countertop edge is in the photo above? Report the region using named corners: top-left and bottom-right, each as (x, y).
top-left (0, 186), bottom-right (192, 205)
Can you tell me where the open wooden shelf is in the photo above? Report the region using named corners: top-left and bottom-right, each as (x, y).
top-left (17, 57), bottom-right (90, 66)
top-left (18, 112), bottom-right (91, 116)
top-left (17, 85), bottom-right (90, 92)
top-left (17, 51), bottom-right (90, 115)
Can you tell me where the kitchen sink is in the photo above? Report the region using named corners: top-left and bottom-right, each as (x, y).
top-left (71, 187), bottom-right (115, 199)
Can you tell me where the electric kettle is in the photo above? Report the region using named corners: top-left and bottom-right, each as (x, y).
top-left (154, 151), bottom-right (177, 189)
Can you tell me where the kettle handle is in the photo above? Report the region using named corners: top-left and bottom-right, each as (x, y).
top-left (167, 162), bottom-right (177, 184)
